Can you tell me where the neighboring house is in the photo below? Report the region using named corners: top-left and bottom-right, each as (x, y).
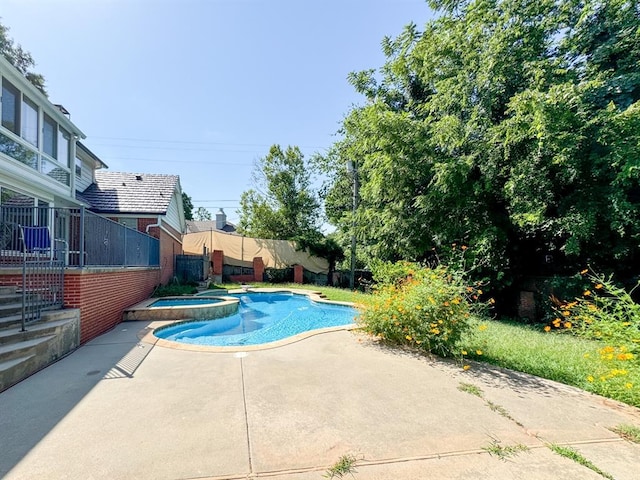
top-left (186, 208), bottom-right (237, 234)
top-left (80, 171), bottom-right (186, 284)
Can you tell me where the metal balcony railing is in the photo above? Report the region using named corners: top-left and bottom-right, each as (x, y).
top-left (0, 206), bottom-right (160, 268)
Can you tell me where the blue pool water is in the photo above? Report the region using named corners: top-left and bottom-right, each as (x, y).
top-left (150, 298), bottom-right (223, 307)
top-left (154, 292), bottom-right (357, 347)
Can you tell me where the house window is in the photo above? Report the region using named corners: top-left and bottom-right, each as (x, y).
top-left (21, 96), bottom-right (39, 147)
top-left (43, 113), bottom-right (56, 158)
top-left (58, 127), bottom-right (70, 167)
top-left (1, 79), bottom-right (20, 135)
top-left (119, 217), bottom-right (138, 229)
top-left (75, 155), bottom-right (82, 178)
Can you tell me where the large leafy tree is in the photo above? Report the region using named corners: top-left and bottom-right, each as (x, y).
top-left (323, 0), bottom-right (640, 287)
top-left (0, 20), bottom-right (47, 95)
top-left (181, 192), bottom-right (194, 220)
top-left (239, 144), bottom-right (322, 241)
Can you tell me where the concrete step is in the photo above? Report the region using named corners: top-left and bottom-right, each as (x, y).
top-left (0, 354), bottom-right (37, 392)
top-left (0, 318), bottom-right (76, 345)
top-left (0, 313), bottom-right (23, 329)
top-left (0, 335), bottom-right (55, 363)
top-left (0, 286), bottom-right (17, 296)
top-left (0, 293), bottom-right (22, 305)
top-left (0, 301), bottom-right (24, 317)
top-left (0, 308), bottom-right (80, 393)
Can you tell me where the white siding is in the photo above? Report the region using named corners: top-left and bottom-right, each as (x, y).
top-left (164, 192), bottom-right (183, 232)
top-left (74, 156), bottom-right (94, 192)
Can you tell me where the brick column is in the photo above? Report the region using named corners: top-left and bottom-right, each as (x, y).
top-left (212, 250), bottom-right (223, 276)
top-left (518, 291), bottom-right (536, 321)
top-left (293, 264), bottom-right (303, 284)
top-left (253, 257), bottom-right (264, 282)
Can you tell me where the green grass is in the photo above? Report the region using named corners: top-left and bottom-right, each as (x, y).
top-left (482, 438), bottom-right (529, 460)
top-left (458, 382), bottom-right (483, 397)
top-left (323, 453), bottom-right (358, 479)
top-left (220, 282), bottom-right (364, 303)
top-left (464, 318), bottom-right (640, 407)
top-left (610, 424), bottom-right (640, 443)
top-left (547, 444), bottom-right (614, 479)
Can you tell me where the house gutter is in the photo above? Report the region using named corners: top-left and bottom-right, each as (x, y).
top-left (146, 217), bottom-right (162, 235)
top-left (146, 217), bottom-right (183, 244)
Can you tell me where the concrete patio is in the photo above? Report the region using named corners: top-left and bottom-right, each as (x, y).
top-left (1, 322), bottom-right (639, 479)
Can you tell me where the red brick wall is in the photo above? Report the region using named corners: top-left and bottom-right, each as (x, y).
top-left (159, 229), bottom-right (180, 284)
top-left (64, 269), bottom-right (160, 343)
top-left (1, 268), bottom-right (160, 344)
top-left (136, 218), bottom-right (182, 285)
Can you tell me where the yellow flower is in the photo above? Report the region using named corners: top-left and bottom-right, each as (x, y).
top-left (587, 376), bottom-right (594, 382)
top-left (489, 298), bottom-right (496, 305)
top-left (625, 383), bottom-right (633, 389)
top-left (544, 326), bottom-right (551, 332)
top-left (595, 283), bottom-right (603, 290)
top-left (580, 269), bottom-right (588, 275)
top-left (477, 289), bottom-right (483, 295)
top-left (461, 350), bottom-right (468, 355)
top-left (452, 298), bottom-right (461, 305)
top-left (463, 365), bottom-right (470, 371)
top-left (415, 305), bottom-right (422, 310)
top-left (476, 350), bottom-right (483, 355)
top-left (562, 311), bottom-right (571, 317)
top-left (583, 290), bottom-right (591, 296)
top-left (405, 335), bottom-right (412, 341)
top-left (478, 324), bottom-right (488, 331)
top-left (564, 321), bottom-right (572, 329)
top-left (461, 245), bottom-right (468, 251)
top-left (552, 318), bottom-right (561, 327)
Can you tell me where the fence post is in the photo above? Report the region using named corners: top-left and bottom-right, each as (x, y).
top-left (79, 207), bottom-right (85, 268)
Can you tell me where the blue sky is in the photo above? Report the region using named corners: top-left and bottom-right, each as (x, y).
top-left (2, 0), bottom-right (433, 224)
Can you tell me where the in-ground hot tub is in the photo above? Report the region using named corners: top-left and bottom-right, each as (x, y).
top-left (123, 295), bottom-right (238, 322)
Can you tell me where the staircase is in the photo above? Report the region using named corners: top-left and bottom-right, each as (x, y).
top-left (0, 286), bottom-right (80, 392)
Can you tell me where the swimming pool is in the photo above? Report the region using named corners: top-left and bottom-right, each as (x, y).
top-left (149, 298), bottom-right (223, 308)
top-left (153, 291), bottom-right (357, 347)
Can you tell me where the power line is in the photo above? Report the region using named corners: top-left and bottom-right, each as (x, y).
top-left (104, 156), bottom-right (253, 165)
top-left (90, 135), bottom-right (328, 151)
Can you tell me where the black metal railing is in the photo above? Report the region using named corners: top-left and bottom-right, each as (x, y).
top-left (20, 235), bottom-right (66, 328)
top-left (0, 206), bottom-right (160, 268)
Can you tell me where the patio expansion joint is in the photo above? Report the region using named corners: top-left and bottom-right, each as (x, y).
top-left (240, 356), bottom-right (254, 475)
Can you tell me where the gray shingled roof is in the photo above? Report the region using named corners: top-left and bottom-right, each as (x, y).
top-left (186, 220), bottom-right (237, 233)
top-left (81, 171), bottom-right (179, 215)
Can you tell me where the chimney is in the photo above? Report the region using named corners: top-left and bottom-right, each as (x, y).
top-left (216, 208), bottom-right (226, 230)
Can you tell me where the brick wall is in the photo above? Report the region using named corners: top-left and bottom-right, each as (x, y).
top-left (136, 218), bottom-right (182, 285)
top-left (64, 268), bottom-right (160, 343)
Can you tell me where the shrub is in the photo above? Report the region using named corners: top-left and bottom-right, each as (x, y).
top-left (358, 262), bottom-right (484, 358)
top-left (543, 270), bottom-right (639, 404)
top-left (547, 270), bottom-right (640, 348)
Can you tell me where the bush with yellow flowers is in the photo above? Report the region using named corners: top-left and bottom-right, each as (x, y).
top-left (548, 270), bottom-right (639, 348)
top-left (545, 270), bottom-right (639, 404)
top-left (358, 261), bottom-right (484, 358)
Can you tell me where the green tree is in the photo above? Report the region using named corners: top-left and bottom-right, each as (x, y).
top-left (239, 144), bottom-right (321, 241)
top-left (323, 0), bottom-right (640, 288)
top-left (181, 192), bottom-right (194, 220)
top-left (194, 207), bottom-right (212, 221)
top-left (0, 20), bottom-right (47, 95)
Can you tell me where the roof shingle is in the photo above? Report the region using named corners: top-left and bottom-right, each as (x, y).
top-left (81, 171), bottom-right (179, 215)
